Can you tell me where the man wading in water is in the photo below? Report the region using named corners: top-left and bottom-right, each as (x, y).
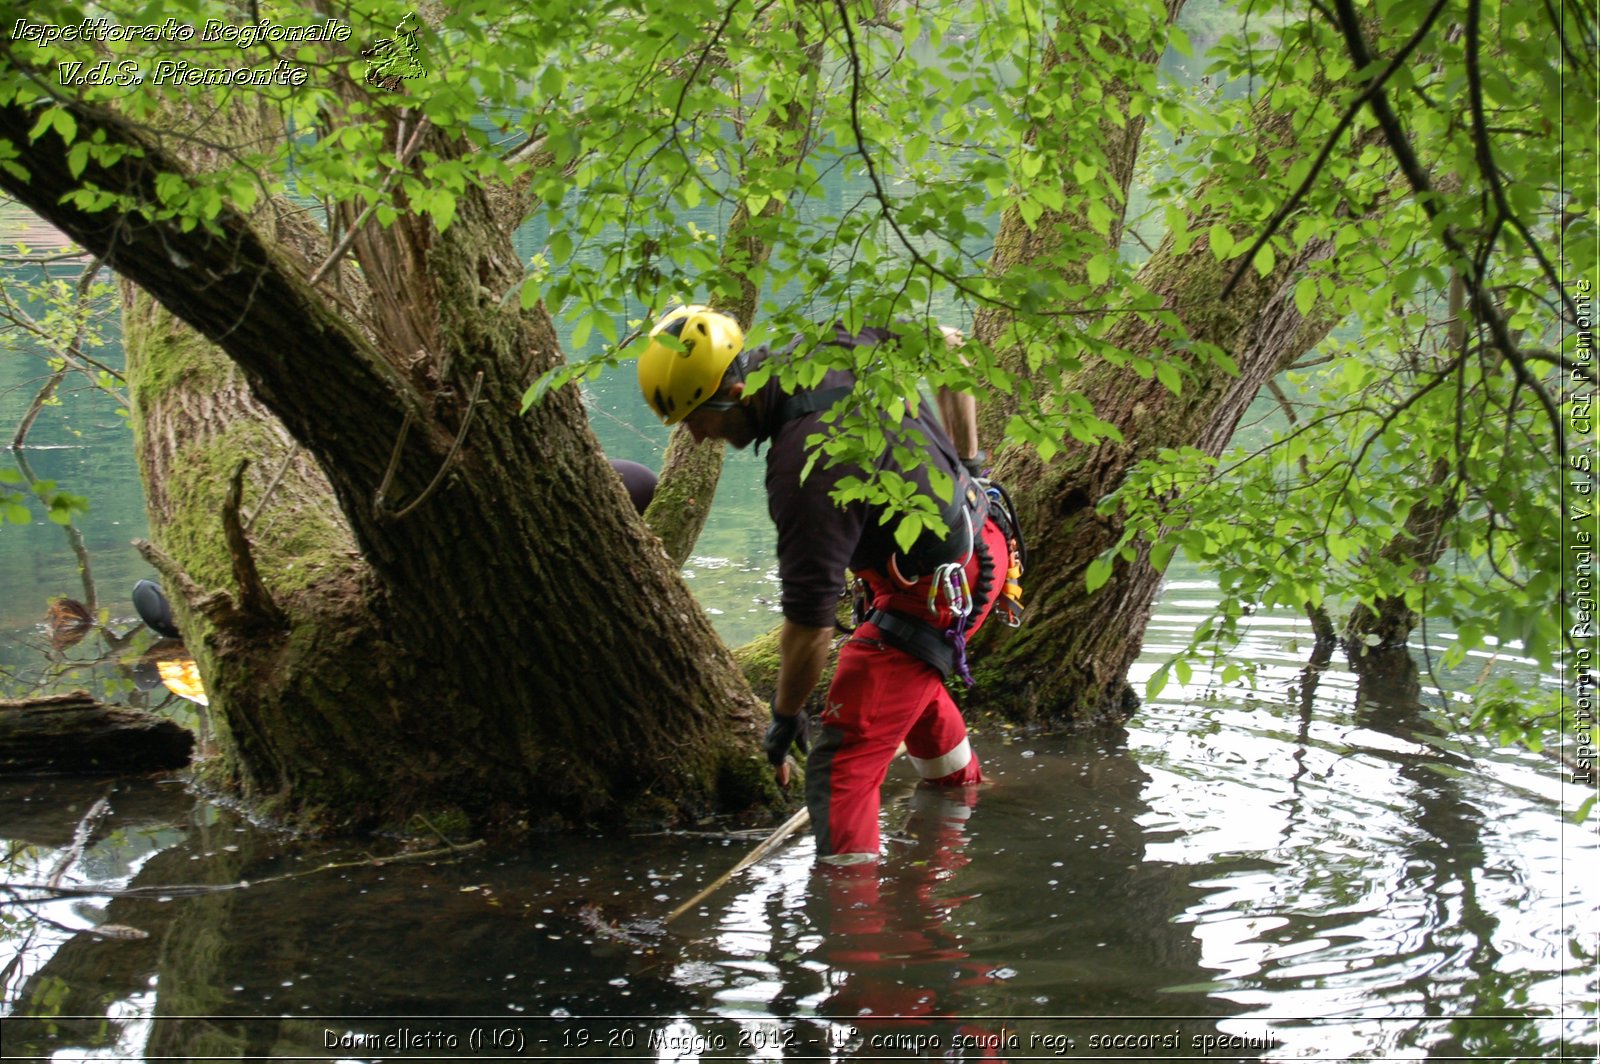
top-left (637, 307), bottom-right (1023, 863)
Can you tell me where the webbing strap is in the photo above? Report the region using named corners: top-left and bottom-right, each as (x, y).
top-left (866, 609), bottom-right (956, 679)
top-left (773, 385), bottom-right (854, 429)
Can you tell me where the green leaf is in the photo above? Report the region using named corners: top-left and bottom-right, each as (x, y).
top-left (1017, 196), bottom-right (1044, 228)
top-left (1293, 276), bottom-right (1317, 317)
top-left (53, 108), bottom-right (77, 145)
top-left (893, 513), bottom-right (924, 553)
top-left (1252, 241), bottom-right (1276, 277)
top-left (430, 191), bottom-right (457, 231)
top-left (1147, 662), bottom-right (1170, 700)
top-left (1087, 254), bottom-right (1111, 286)
top-left (154, 172), bottom-right (187, 205)
top-left (1086, 199), bottom-right (1113, 235)
top-left (66, 141), bottom-right (90, 179)
top-left (539, 65), bottom-right (565, 99)
top-left (1208, 224), bottom-right (1234, 260)
top-left (549, 230), bottom-right (573, 263)
top-left (1085, 555), bottom-right (1114, 593)
top-left (515, 276), bottom-right (540, 310)
top-left (570, 314), bottom-right (593, 352)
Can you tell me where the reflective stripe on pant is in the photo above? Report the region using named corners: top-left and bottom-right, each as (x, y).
top-left (804, 516), bottom-right (1007, 858)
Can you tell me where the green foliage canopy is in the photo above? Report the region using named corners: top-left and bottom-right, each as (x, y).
top-left (1, 0), bottom-right (1592, 743)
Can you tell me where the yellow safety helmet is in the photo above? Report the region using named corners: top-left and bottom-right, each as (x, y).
top-left (637, 305), bottom-right (745, 425)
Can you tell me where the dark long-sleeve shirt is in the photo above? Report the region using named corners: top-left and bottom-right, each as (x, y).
top-left (749, 325), bottom-right (968, 628)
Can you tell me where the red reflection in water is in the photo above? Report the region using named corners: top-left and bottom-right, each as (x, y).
top-left (809, 784), bottom-right (1014, 1060)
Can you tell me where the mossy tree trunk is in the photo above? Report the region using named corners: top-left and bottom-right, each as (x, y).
top-left (970, 102), bottom-right (1365, 725)
top-left (0, 96), bottom-right (770, 833)
top-left (971, 2), bottom-right (1186, 450)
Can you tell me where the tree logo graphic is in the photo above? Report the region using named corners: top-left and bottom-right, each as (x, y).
top-left (362, 12), bottom-right (426, 87)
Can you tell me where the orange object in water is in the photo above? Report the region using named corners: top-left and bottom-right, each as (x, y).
top-left (46, 598), bottom-right (95, 650)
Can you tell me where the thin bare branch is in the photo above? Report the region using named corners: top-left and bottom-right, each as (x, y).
top-left (1222, 0), bottom-right (1452, 299)
top-left (307, 116), bottom-right (429, 288)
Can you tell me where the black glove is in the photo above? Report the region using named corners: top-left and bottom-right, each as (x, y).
top-left (763, 713), bottom-right (808, 768)
top-left (961, 451), bottom-right (988, 480)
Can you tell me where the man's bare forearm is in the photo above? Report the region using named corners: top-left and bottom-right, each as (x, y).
top-left (772, 620), bottom-right (834, 719)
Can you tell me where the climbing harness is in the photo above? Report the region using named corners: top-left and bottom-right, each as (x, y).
top-left (858, 496), bottom-right (994, 685)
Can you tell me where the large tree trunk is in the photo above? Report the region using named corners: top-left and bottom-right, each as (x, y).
top-left (0, 94), bottom-right (770, 833)
top-left (970, 102), bottom-right (1363, 725)
top-left (972, 3), bottom-right (1185, 448)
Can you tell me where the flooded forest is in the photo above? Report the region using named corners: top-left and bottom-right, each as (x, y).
top-left (1, 0), bottom-right (1595, 1060)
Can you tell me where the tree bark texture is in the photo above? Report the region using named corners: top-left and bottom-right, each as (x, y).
top-left (1343, 456), bottom-right (1458, 653)
top-left (0, 693), bottom-right (193, 775)
top-left (645, 431), bottom-right (728, 568)
top-left (0, 95), bottom-right (770, 832)
top-left (970, 102), bottom-right (1360, 725)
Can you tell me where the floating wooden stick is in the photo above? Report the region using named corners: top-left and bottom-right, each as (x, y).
top-left (663, 805), bottom-right (811, 925)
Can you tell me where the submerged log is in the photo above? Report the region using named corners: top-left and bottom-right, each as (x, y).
top-left (0, 692), bottom-right (193, 775)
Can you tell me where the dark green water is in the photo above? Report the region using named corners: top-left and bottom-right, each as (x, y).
top-left (2, 665), bottom-right (1593, 1060)
top-left (1, 218), bottom-right (1595, 1061)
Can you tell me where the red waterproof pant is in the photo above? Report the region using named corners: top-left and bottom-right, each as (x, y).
top-left (805, 514), bottom-right (1009, 859)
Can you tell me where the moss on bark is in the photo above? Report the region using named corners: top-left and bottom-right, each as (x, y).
top-left (15, 103), bottom-right (773, 836)
top-left (970, 103), bottom-right (1358, 726)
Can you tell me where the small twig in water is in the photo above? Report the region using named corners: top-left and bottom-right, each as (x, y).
top-left (0, 839), bottom-right (486, 905)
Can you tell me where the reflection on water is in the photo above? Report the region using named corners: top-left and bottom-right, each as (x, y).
top-left (1, 431), bottom-right (1593, 1061)
top-left (2, 636), bottom-right (1594, 1062)
top-left (1129, 590), bottom-right (1597, 1060)
top-left (0, 740), bottom-right (1252, 1060)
